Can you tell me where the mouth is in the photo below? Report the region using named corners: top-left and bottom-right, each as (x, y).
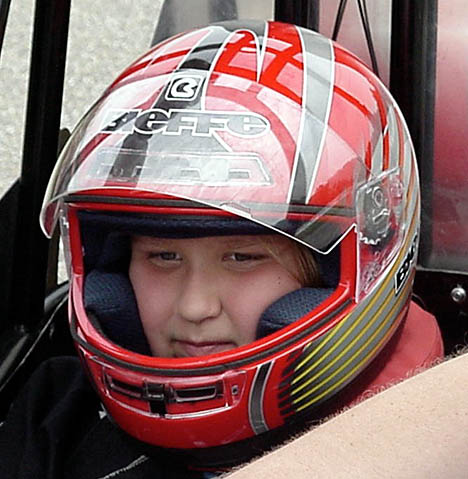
top-left (173, 340), bottom-right (236, 358)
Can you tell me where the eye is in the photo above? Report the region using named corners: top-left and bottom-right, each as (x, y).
top-left (158, 252), bottom-right (180, 261)
top-left (147, 251), bottom-right (182, 265)
top-left (232, 253), bottom-right (264, 262)
top-left (223, 251), bottom-right (268, 269)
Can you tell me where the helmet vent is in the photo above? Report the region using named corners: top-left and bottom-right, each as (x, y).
top-left (105, 373), bottom-right (225, 417)
top-left (228, 169), bottom-right (250, 180)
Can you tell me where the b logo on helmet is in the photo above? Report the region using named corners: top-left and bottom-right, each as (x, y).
top-left (166, 75), bottom-right (204, 101)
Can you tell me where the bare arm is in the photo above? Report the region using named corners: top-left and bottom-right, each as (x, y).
top-left (227, 352), bottom-right (468, 479)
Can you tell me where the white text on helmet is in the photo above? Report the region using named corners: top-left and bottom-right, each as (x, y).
top-left (394, 232), bottom-right (418, 294)
top-left (101, 108), bottom-right (270, 138)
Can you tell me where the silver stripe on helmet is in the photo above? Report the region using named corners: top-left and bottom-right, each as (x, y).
top-left (289, 27), bottom-right (335, 205)
top-left (387, 104), bottom-right (400, 171)
top-left (249, 361), bottom-right (273, 435)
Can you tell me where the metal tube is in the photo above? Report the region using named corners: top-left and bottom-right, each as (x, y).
top-left (390, 0), bottom-right (438, 267)
top-left (274, 0), bottom-right (320, 31)
top-left (7, 0), bottom-right (71, 328)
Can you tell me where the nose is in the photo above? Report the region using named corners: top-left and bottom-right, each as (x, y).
top-left (176, 266), bottom-right (222, 323)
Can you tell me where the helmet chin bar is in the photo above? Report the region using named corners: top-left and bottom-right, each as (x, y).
top-left (71, 275), bottom-right (373, 452)
top-left (102, 364), bottom-right (245, 418)
top-left (76, 334), bottom-right (259, 449)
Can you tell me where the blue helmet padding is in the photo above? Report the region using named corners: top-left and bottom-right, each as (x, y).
top-left (315, 246), bottom-right (340, 288)
top-left (84, 269), bottom-right (152, 355)
top-left (78, 210), bottom-right (273, 240)
top-left (256, 287), bottom-right (335, 338)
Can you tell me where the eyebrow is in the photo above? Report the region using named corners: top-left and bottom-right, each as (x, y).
top-left (131, 235), bottom-right (276, 249)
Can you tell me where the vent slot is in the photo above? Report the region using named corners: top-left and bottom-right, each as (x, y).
top-left (173, 382), bottom-right (222, 402)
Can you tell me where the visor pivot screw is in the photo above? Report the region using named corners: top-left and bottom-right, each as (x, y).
top-left (451, 285), bottom-right (466, 304)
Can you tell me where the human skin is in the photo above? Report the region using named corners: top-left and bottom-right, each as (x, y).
top-left (129, 234), bottom-right (302, 358)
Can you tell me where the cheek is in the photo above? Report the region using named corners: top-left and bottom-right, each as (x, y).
top-left (250, 265), bottom-right (301, 303)
top-left (128, 261), bottom-right (175, 333)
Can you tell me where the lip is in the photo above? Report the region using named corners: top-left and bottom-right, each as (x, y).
top-left (173, 340), bottom-right (236, 358)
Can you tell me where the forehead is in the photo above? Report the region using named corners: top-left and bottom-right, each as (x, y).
top-left (131, 234), bottom-right (288, 249)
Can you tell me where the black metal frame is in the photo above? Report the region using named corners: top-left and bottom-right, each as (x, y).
top-left (8, 0), bottom-right (71, 321)
top-left (390, 0), bottom-right (438, 269)
top-left (275, 0), bottom-right (319, 30)
top-left (0, 0), bottom-right (71, 409)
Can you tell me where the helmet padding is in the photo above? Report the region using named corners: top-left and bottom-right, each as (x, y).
top-left (85, 270), bottom-right (152, 354)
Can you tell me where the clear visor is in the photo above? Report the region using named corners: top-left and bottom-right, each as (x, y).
top-left (41, 74), bottom-right (391, 254)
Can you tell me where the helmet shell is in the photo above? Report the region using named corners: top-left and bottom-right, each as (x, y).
top-left (41, 20), bottom-right (419, 455)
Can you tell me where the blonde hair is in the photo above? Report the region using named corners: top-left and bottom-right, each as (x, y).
top-left (291, 241), bottom-right (323, 287)
top-left (260, 236), bottom-right (322, 287)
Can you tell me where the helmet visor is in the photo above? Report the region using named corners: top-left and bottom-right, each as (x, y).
top-left (41, 74), bottom-right (372, 253)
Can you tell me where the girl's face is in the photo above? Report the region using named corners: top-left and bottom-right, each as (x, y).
top-left (129, 235), bottom-right (302, 358)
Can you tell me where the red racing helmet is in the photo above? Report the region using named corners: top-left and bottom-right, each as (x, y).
top-left (41, 20), bottom-right (419, 466)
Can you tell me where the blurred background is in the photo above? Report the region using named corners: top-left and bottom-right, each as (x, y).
top-left (0, 0), bottom-right (164, 197)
